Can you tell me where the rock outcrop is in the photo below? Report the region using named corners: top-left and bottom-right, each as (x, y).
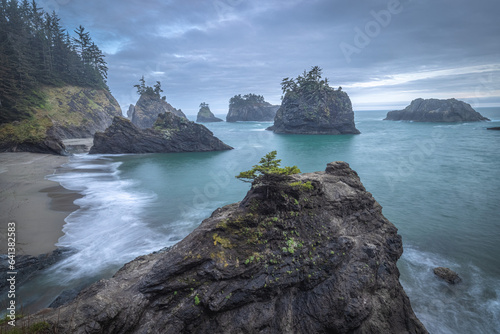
top-left (268, 88), bottom-right (360, 134)
top-left (226, 94), bottom-right (279, 122)
top-left (28, 162), bottom-right (427, 333)
top-left (384, 98), bottom-right (490, 122)
top-left (0, 85), bottom-right (122, 155)
top-left (126, 104), bottom-right (135, 118)
top-left (130, 94), bottom-right (186, 129)
top-left (197, 104), bottom-right (223, 123)
top-left (89, 113), bottom-right (232, 154)
top-left (433, 267), bottom-right (462, 284)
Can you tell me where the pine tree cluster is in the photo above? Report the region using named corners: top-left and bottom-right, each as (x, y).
top-left (0, 0), bottom-right (108, 123)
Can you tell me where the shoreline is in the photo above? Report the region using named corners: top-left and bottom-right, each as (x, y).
top-left (0, 152), bottom-right (80, 256)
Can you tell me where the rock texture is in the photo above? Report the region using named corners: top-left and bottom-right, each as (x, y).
top-left (384, 98), bottom-right (490, 122)
top-left (29, 162), bottom-right (427, 334)
top-left (90, 113), bottom-right (232, 154)
top-left (268, 88), bottom-right (360, 134)
top-left (196, 104), bottom-right (223, 123)
top-left (226, 95), bottom-right (279, 122)
top-left (0, 85), bottom-right (121, 155)
top-left (433, 267), bottom-right (462, 284)
top-left (130, 94), bottom-right (186, 129)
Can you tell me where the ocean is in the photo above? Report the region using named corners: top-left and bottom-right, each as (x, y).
top-left (14, 108), bottom-right (500, 333)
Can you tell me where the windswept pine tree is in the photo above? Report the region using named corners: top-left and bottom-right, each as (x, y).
top-left (0, 0), bottom-right (108, 124)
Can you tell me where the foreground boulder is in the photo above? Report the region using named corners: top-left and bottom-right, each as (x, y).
top-left (226, 93), bottom-right (279, 122)
top-left (27, 162), bottom-right (427, 333)
top-left (90, 113), bottom-right (232, 154)
top-left (130, 93), bottom-right (186, 128)
top-left (268, 67), bottom-right (360, 134)
top-left (196, 103), bottom-right (223, 123)
top-left (384, 98), bottom-right (490, 122)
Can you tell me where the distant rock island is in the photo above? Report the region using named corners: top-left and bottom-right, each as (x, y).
top-left (25, 160), bottom-right (427, 333)
top-left (487, 127), bottom-right (500, 131)
top-left (267, 67), bottom-right (360, 134)
top-left (90, 113), bottom-right (232, 154)
top-left (226, 93), bottom-right (279, 122)
top-left (196, 102), bottom-right (223, 123)
top-left (384, 98), bottom-right (490, 122)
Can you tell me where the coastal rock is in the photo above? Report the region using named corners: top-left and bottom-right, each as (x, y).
top-left (126, 104), bottom-right (135, 119)
top-left (433, 267), bottom-right (462, 284)
top-left (226, 94), bottom-right (279, 122)
top-left (131, 93), bottom-right (186, 129)
top-left (0, 85), bottom-right (121, 155)
top-left (384, 98), bottom-right (490, 122)
top-left (487, 127), bottom-right (500, 130)
top-left (268, 88), bottom-right (360, 134)
top-left (89, 113), bottom-right (232, 154)
top-left (196, 103), bottom-right (223, 123)
top-left (30, 162), bottom-right (427, 333)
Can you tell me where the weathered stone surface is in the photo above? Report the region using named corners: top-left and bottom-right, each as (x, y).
top-left (131, 94), bottom-right (186, 129)
top-left (268, 88), bottom-right (360, 134)
top-left (433, 267), bottom-right (462, 284)
top-left (196, 104), bottom-right (223, 123)
top-left (0, 134), bottom-right (66, 155)
top-left (29, 162), bottom-right (426, 334)
top-left (89, 113), bottom-right (232, 154)
top-left (226, 95), bottom-right (278, 122)
top-left (384, 98), bottom-right (490, 122)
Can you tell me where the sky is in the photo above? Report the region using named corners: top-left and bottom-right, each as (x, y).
top-left (38, 0), bottom-right (500, 115)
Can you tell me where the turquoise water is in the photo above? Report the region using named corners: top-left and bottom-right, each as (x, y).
top-left (11, 108), bottom-right (500, 332)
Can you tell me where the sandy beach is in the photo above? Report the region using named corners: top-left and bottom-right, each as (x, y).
top-left (0, 153), bottom-right (79, 256)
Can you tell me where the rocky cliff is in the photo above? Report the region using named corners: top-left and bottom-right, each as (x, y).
top-left (197, 104), bottom-right (223, 123)
top-left (130, 93), bottom-right (187, 128)
top-left (226, 94), bottom-right (279, 122)
top-left (0, 85), bottom-right (122, 155)
top-left (90, 113), bottom-right (232, 154)
top-left (28, 162), bottom-right (427, 333)
top-left (384, 98), bottom-right (490, 122)
top-left (268, 87), bottom-right (360, 135)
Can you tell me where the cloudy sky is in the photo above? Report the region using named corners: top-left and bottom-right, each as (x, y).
top-left (38, 0), bottom-right (500, 115)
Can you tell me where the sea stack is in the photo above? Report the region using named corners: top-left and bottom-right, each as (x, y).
top-left (226, 94), bottom-right (279, 122)
top-left (26, 161), bottom-right (427, 333)
top-left (268, 67), bottom-right (360, 134)
top-left (384, 98), bottom-right (490, 122)
top-left (196, 102), bottom-right (223, 123)
top-left (130, 93), bottom-right (186, 129)
top-left (90, 113), bottom-right (232, 154)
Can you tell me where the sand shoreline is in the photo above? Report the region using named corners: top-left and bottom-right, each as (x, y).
top-left (0, 152), bottom-right (79, 256)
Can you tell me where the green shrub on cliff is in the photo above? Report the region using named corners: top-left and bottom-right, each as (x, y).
top-left (280, 66), bottom-right (332, 99)
top-left (236, 151), bottom-right (301, 183)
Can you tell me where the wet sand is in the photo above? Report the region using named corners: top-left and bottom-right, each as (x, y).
top-left (0, 153), bottom-right (80, 256)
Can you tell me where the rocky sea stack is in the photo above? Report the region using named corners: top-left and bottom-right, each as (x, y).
top-left (226, 93), bottom-right (279, 122)
top-left (130, 93), bottom-right (187, 129)
top-left (90, 113), bottom-right (232, 154)
top-left (384, 98), bottom-right (490, 122)
top-left (28, 161), bottom-right (426, 333)
top-left (268, 67), bottom-right (360, 134)
top-left (196, 102), bottom-right (223, 123)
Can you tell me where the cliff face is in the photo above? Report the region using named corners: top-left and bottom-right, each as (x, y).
top-left (226, 99), bottom-right (279, 122)
top-left (131, 94), bottom-right (187, 128)
top-left (0, 85), bottom-right (122, 155)
top-left (384, 98), bottom-right (490, 122)
top-left (90, 113), bottom-right (232, 154)
top-left (197, 105), bottom-right (223, 123)
top-left (268, 88), bottom-right (360, 134)
top-left (31, 162), bottom-right (427, 334)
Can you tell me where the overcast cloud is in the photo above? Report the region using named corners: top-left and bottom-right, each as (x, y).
top-left (37, 0), bottom-right (500, 115)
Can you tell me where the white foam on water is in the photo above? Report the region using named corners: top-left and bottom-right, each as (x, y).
top-left (399, 246), bottom-right (500, 334)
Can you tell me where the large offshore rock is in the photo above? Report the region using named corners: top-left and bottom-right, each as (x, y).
top-left (196, 104), bottom-right (223, 123)
top-left (130, 93), bottom-right (186, 129)
top-left (89, 113), bottom-right (232, 154)
top-left (226, 94), bottom-right (279, 122)
top-left (384, 98), bottom-right (490, 122)
top-left (268, 88), bottom-right (360, 134)
top-left (28, 162), bottom-right (427, 333)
